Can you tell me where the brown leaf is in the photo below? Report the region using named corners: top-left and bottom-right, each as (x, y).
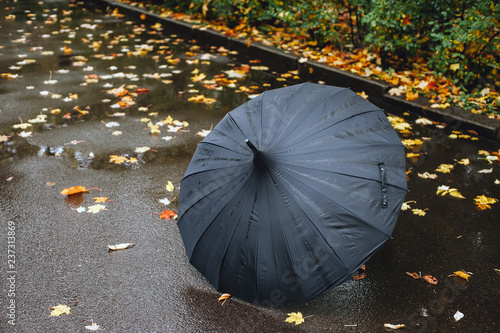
top-left (406, 272), bottom-right (420, 279)
top-left (422, 275), bottom-right (438, 285)
top-left (353, 273), bottom-right (366, 280)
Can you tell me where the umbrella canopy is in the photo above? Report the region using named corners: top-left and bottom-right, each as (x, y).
top-left (177, 82), bottom-right (407, 304)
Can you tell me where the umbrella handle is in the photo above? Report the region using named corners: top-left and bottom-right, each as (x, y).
top-left (378, 163), bottom-right (388, 209)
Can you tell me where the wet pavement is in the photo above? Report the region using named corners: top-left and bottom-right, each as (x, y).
top-left (1, 1), bottom-right (499, 332)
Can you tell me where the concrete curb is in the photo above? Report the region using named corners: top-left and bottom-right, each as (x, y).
top-left (84, 0), bottom-right (500, 142)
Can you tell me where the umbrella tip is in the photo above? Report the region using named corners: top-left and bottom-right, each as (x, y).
top-left (245, 139), bottom-right (258, 155)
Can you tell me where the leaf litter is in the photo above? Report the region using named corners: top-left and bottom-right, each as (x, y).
top-left (1, 2), bottom-right (499, 331)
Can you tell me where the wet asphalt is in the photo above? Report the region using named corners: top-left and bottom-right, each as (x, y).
top-left (1, 1), bottom-right (499, 332)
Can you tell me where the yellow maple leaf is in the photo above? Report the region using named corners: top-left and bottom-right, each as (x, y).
top-left (191, 73), bottom-right (206, 82)
top-left (436, 185), bottom-right (465, 199)
top-left (401, 138), bottom-right (423, 147)
top-left (135, 146), bottom-right (151, 153)
top-left (453, 270), bottom-right (472, 281)
top-left (412, 208), bottom-right (428, 216)
top-left (474, 195), bottom-right (498, 210)
top-left (87, 204), bottom-right (107, 214)
top-left (285, 312), bottom-right (305, 325)
top-left (164, 115), bottom-right (173, 125)
top-left (406, 91), bottom-right (419, 101)
top-left (401, 201), bottom-right (416, 211)
top-left (166, 181), bottom-right (174, 192)
top-left (93, 197), bottom-right (109, 203)
top-left (109, 155), bottom-right (129, 164)
top-left (50, 304), bottom-right (71, 317)
top-left (12, 122), bottom-right (32, 130)
top-left (435, 164), bottom-right (454, 173)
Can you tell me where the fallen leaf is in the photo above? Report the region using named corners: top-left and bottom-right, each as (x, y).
top-left (50, 304), bottom-right (72, 317)
top-left (357, 91), bottom-right (369, 99)
top-left (87, 204), bottom-right (107, 214)
top-left (477, 168), bottom-right (493, 174)
top-left (76, 207), bottom-right (87, 213)
top-left (85, 319), bottom-right (103, 331)
top-left (159, 197), bottom-right (171, 205)
top-left (104, 121), bottom-right (120, 128)
top-left (93, 197), bottom-right (109, 203)
top-left (353, 273), bottom-right (366, 280)
top-left (474, 195), bottom-right (498, 210)
top-left (436, 185), bottom-right (465, 199)
top-left (61, 186), bottom-right (97, 196)
top-left (166, 181), bottom-right (174, 192)
top-left (406, 272), bottom-right (420, 279)
top-left (415, 118), bottom-right (433, 126)
top-left (384, 323), bottom-right (406, 329)
top-left (422, 275), bottom-right (438, 285)
top-left (435, 164), bottom-right (454, 173)
top-left (418, 172), bottom-right (437, 179)
top-left (285, 312), bottom-right (305, 325)
top-left (456, 158), bottom-right (470, 165)
top-left (412, 208), bottom-right (428, 216)
top-left (109, 155), bottom-right (129, 164)
top-left (218, 293), bottom-right (231, 305)
top-left (406, 91), bottom-right (419, 101)
top-left (108, 243), bottom-right (134, 251)
top-left (453, 271), bottom-right (472, 281)
top-left (196, 129), bottom-right (211, 137)
top-left (0, 134), bottom-right (13, 142)
top-left (453, 310), bottom-right (464, 321)
top-left (401, 201), bottom-right (415, 210)
top-left (12, 122), bottom-right (32, 130)
top-left (159, 210), bottom-right (177, 220)
top-left (135, 146), bottom-right (151, 153)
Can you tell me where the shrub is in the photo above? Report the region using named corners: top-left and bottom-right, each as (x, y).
top-left (429, 2), bottom-right (500, 88)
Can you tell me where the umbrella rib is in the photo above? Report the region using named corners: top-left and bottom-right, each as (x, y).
top-left (269, 87), bottom-right (350, 149)
top-left (266, 163), bottom-right (355, 273)
top-left (270, 161), bottom-right (393, 238)
top-left (267, 84), bottom-right (333, 146)
top-left (180, 163), bottom-right (254, 219)
top-left (267, 176), bottom-right (309, 301)
top-left (271, 111), bottom-right (392, 152)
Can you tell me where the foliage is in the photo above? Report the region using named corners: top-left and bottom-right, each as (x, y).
top-left (132, 0), bottom-right (499, 114)
top-left (362, 0), bottom-right (499, 88)
top-left (429, 2), bottom-right (500, 88)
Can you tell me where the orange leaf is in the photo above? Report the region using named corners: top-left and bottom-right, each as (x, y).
top-left (218, 293), bottom-right (231, 304)
top-left (406, 91), bottom-right (419, 101)
top-left (60, 186), bottom-right (89, 196)
top-left (159, 210), bottom-right (177, 220)
top-left (453, 270), bottom-right (472, 281)
top-left (422, 275), bottom-right (438, 285)
top-left (406, 272), bottom-right (420, 279)
top-left (353, 273), bottom-right (366, 280)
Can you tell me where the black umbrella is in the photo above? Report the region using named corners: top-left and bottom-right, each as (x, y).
top-left (177, 82), bottom-right (407, 304)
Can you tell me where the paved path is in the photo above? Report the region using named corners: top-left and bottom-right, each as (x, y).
top-left (1, 1), bottom-right (499, 332)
